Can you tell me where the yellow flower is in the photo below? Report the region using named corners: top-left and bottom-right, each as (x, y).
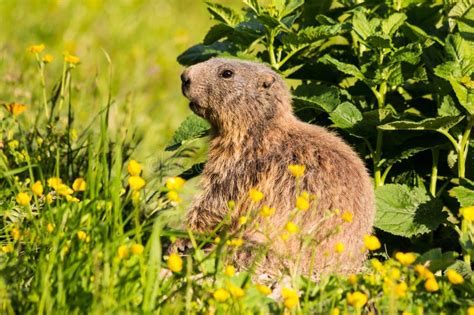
top-left (281, 288), bottom-right (299, 309)
top-left (128, 176), bottom-right (145, 191)
top-left (28, 44), bottom-right (45, 53)
top-left (4, 103), bottom-right (27, 116)
top-left (342, 211), bottom-right (353, 223)
top-left (370, 259), bottom-right (384, 272)
top-left (11, 228), bottom-right (20, 240)
top-left (285, 221), bottom-right (299, 234)
top-left (167, 253), bottom-right (183, 272)
top-left (227, 238), bottom-right (244, 247)
top-left (16, 192), bottom-right (31, 206)
top-left (229, 284), bottom-right (245, 298)
top-left (395, 281), bottom-right (408, 297)
top-left (56, 184), bottom-right (73, 196)
top-left (47, 223), bottom-right (55, 233)
top-left (131, 243), bottom-right (144, 255)
top-left (415, 264), bottom-right (434, 279)
top-left (167, 190), bottom-right (182, 202)
top-left (446, 269), bottom-right (464, 285)
top-left (64, 54), bottom-right (80, 64)
top-left (118, 245), bottom-right (129, 259)
top-left (72, 177), bottom-right (86, 191)
top-left (249, 188), bottom-right (264, 202)
top-left (347, 291), bottom-right (368, 308)
top-left (330, 308), bottom-right (340, 315)
top-left (402, 312), bottom-right (413, 315)
top-left (127, 160), bottom-right (142, 176)
top-left (213, 288), bottom-right (230, 302)
top-left (424, 278), bottom-right (439, 292)
top-left (260, 205), bottom-right (275, 217)
top-left (363, 235), bottom-right (381, 251)
top-left (46, 193), bottom-right (54, 204)
top-left (296, 195), bottom-right (310, 211)
top-left (214, 236), bottom-right (221, 244)
top-left (77, 231), bottom-right (87, 241)
top-left (225, 265), bottom-right (235, 277)
top-left (66, 195), bottom-right (80, 203)
top-left (227, 200), bottom-right (236, 209)
top-left (2, 245), bottom-right (13, 253)
top-left (31, 181), bottom-right (44, 196)
top-left (238, 216), bottom-right (248, 226)
top-left (334, 242), bottom-right (344, 254)
top-left (288, 164), bottom-right (305, 177)
top-left (468, 306), bottom-right (474, 315)
top-left (42, 54), bottom-right (54, 63)
top-left (348, 274), bottom-right (357, 285)
top-left (395, 252), bottom-right (417, 266)
top-left (461, 206), bottom-right (474, 222)
top-left (165, 176), bottom-right (186, 190)
top-left (256, 283), bottom-right (272, 295)
top-left (47, 177), bottom-right (63, 189)
top-left (390, 267), bottom-right (401, 280)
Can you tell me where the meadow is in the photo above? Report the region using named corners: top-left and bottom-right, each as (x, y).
top-left (1, 0), bottom-right (473, 314)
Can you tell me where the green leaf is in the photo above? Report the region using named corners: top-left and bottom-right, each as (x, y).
top-left (378, 116), bottom-right (465, 132)
top-left (203, 24), bottom-right (234, 45)
top-left (375, 184), bottom-right (446, 237)
top-left (451, 186), bottom-right (474, 207)
top-left (166, 115), bottom-right (211, 151)
top-left (292, 83), bottom-right (341, 113)
top-left (282, 25), bottom-right (341, 49)
top-left (177, 42), bottom-right (236, 66)
top-left (366, 35), bottom-right (391, 49)
top-left (329, 102), bottom-right (363, 129)
top-left (417, 248), bottom-right (459, 272)
top-left (391, 43), bottom-right (422, 65)
top-left (382, 13), bottom-right (407, 36)
top-left (438, 95), bottom-right (462, 117)
top-left (206, 2), bottom-right (241, 26)
top-left (243, 0), bottom-right (260, 14)
top-left (450, 79), bottom-right (474, 114)
top-left (352, 9), bottom-right (373, 40)
top-left (319, 55), bottom-right (366, 82)
top-left (280, 0), bottom-right (304, 18)
top-left (448, 0), bottom-right (473, 31)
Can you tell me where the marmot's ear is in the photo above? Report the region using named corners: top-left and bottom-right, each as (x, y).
top-left (258, 73), bottom-right (275, 90)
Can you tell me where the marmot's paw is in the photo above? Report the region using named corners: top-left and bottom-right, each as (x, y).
top-left (167, 239), bottom-right (193, 255)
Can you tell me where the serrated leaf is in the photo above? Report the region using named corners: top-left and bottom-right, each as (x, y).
top-left (391, 43), bottom-right (422, 65)
top-left (280, 0), bottom-right (304, 18)
top-left (292, 83), bottom-right (341, 113)
top-left (177, 42), bottom-right (237, 66)
top-left (243, 0), bottom-right (260, 14)
top-left (438, 94), bottom-right (462, 117)
top-left (166, 115), bottom-right (210, 151)
top-left (352, 9), bottom-right (373, 40)
top-left (203, 24), bottom-right (234, 45)
top-left (403, 22), bottom-right (443, 46)
top-left (382, 12), bottom-right (407, 36)
top-left (448, 0), bottom-right (472, 31)
top-left (319, 54), bottom-right (366, 82)
top-left (366, 35), bottom-right (391, 48)
top-left (206, 2), bottom-right (241, 26)
top-left (282, 24), bottom-right (341, 48)
top-left (451, 186), bottom-right (474, 207)
top-left (450, 79), bottom-right (474, 114)
top-left (329, 102), bottom-right (363, 129)
top-left (417, 248), bottom-right (459, 272)
top-left (375, 184), bottom-right (446, 237)
top-left (378, 116), bottom-right (465, 132)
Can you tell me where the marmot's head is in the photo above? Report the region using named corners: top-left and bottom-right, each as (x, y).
top-left (181, 58), bottom-right (292, 132)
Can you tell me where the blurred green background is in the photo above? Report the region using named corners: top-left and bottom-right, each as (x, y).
top-left (0, 0), bottom-right (237, 163)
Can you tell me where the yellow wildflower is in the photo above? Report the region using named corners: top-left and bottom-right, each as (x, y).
top-left (225, 265), bottom-right (235, 277)
top-left (461, 206), bottom-right (474, 222)
top-left (2, 244), bottom-right (13, 253)
top-left (167, 253), bottom-right (183, 272)
top-left (335, 242), bottom-right (344, 254)
top-left (11, 228), bottom-right (20, 240)
top-left (229, 284), bottom-right (245, 298)
top-left (395, 281), bottom-right (408, 297)
top-left (280, 232), bottom-right (290, 241)
top-left (227, 200), bottom-right (235, 209)
top-left (249, 188), bottom-right (264, 202)
top-left (342, 211), bottom-right (353, 223)
top-left (390, 267), bottom-right (401, 280)
top-left (260, 205), bottom-right (275, 217)
top-left (288, 164), bottom-right (305, 177)
top-left (127, 160), bottom-right (142, 176)
top-left (66, 195), bottom-right (80, 203)
top-left (446, 269), bottom-right (464, 284)
top-left (213, 288), bottom-right (230, 302)
top-left (165, 176), bottom-right (186, 190)
top-left (256, 283), bottom-right (272, 295)
top-left (227, 238), bottom-right (243, 247)
top-left (281, 288), bottom-right (299, 309)
top-left (285, 221), bottom-right (299, 234)
top-left (5, 103), bottom-right (27, 116)
top-left (214, 236), bottom-right (221, 244)
top-left (64, 54), bottom-right (80, 64)
top-left (330, 308), bottom-right (340, 315)
top-left (47, 177), bottom-right (63, 189)
top-left (296, 195), bottom-right (310, 211)
top-left (347, 291), bottom-right (368, 308)
top-left (167, 190), bottom-right (181, 202)
top-left (28, 44), bottom-right (45, 53)
top-left (46, 193), bottom-right (54, 204)
top-left (8, 140), bottom-right (19, 149)
top-left (363, 235), bottom-right (381, 251)
top-left (77, 231), bottom-right (87, 241)
top-left (72, 177), bottom-right (86, 191)
top-left (56, 184), bottom-right (73, 196)
top-left (424, 278), bottom-right (439, 292)
top-left (130, 243), bottom-right (144, 255)
top-left (348, 274), bottom-right (357, 285)
top-left (468, 306), bottom-right (474, 315)
top-left (16, 192), bottom-right (31, 206)
top-left (128, 176), bottom-right (145, 191)
top-left (238, 216), bottom-right (248, 225)
top-left (31, 181), bottom-right (44, 196)
top-left (118, 245), bottom-right (129, 259)
top-left (47, 223), bottom-right (55, 233)
top-left (415, 264), bottom-right (434, 279)
top-left (395, 252), bottom-right (417, 266)
top-left (42, 54), bottom-right (54, 63)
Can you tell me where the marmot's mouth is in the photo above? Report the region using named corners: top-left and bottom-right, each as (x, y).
top-left (189, 102), bottom-right (205, 117)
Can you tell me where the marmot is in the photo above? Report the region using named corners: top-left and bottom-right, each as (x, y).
top-left (179, 58), bottom-right (375, 276)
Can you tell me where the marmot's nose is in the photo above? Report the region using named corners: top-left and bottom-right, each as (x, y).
top-left (181, 70), bottom-right (191, 94)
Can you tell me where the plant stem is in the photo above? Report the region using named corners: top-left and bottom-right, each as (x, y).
top-left (430, 149), bottom-right (439, 197)
top-left (373, 129), bottom-right (384, 188)
top-left (267, 30), bottom-right (278, 69)
top-left (458, 116), bottom-right (473, 179)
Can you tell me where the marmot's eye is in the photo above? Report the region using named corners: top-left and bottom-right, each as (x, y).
top-left (221, 70), bottom-right (233, 79)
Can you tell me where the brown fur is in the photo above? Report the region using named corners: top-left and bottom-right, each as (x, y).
top-left (180, 58), bottom-right (375, 276)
